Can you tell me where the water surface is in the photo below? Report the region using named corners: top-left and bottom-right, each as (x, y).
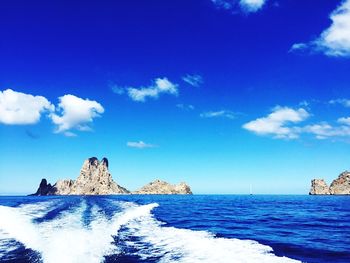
top-left (0, 195), bottom-right (349, 263)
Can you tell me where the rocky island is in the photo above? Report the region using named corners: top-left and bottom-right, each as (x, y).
top-left (309, 171), bottom-right (350, 195)
top-left (134, 179), bottom-right (192, 194)
top-left (31, 157), bottom-right (192, 195)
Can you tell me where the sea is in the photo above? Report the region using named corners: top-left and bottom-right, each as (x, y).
top-left (0, 195), bottom-right (349, 263)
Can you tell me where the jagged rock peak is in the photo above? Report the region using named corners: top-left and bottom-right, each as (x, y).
top-left (88, 157), bottom-right (99, 167)
top-left (101, 157), bottom-right (109, 168)
top-left (30, 178), bottom-right (55, 196)
top-left (329, 171), bottom-right (350, 195)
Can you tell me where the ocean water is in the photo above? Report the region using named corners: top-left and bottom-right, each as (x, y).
top-left (0, 195), bottom-right (349, 263)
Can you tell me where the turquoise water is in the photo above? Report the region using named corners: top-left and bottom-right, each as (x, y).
top-left (0, 195), bottom-right (349, 263)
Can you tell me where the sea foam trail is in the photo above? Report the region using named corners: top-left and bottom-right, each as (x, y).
top-left (0, 201), bottom-right (58, 254)
top-left (0, 200), bottom-right (158, 263)
top-left (0, 200), bottom-right (301, 263)
top-left (123, 205), bottom-right (301, 263)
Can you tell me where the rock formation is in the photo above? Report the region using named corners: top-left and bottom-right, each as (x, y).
top-left (31, 157), bottom-right (192, 195)
top-left (133, 179), bottom-right (192, 194)
top-left (32, 157), bottom-right (129, 195)
top-left (31, 179), bottom-right (56, 196)
top-left (329, 171), bottom-right (350, 195)
top-left (309, 179), bottom-right (330, 195)
top-left (69, 157), bottom-right (128, 195)
top-left (310, 171), bottom-right (350, 195)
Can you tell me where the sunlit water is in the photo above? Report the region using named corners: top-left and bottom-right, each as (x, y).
top-left (0, 195), bottom-right (349, 263)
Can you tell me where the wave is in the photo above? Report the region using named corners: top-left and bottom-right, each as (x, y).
top-left (0, 199), bottom-right (300, 263)
top-left (121, 204), bottom-right (301, 263)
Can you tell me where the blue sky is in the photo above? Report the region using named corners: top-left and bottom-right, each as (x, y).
top-left (1, 0), bottom-right (350, 194)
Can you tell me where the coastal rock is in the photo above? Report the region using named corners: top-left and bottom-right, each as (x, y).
top-left (309, 179), bottom-right (330, 195)
top-left (310, 171), bottom-right (350, 195)
top-left (31, 157), bottom-right (193, 195)
top-left (329, 171), bottom-right (350, 195)
top-left (70, 157), bottom-right (128, 195)
top-left (31, 157), bottom-right (129, 195)
top-left (134, 179), bottom-right (192, 194)
top-left (54, 179), bottom-right (75, 195)
top-left (31, 179), bottom-right (55, 196)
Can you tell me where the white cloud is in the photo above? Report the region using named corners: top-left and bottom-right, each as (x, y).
top-left (239, 0), bottom-right (266, 13)
top-left (338, 116), bottom-right (350, 125)
top-left (200, 110), bottom-right (236, 119)
top-left (176, 104), bottom-right (195, 111)
top-left (127, 78), bottom-right (178, 102)
top-left (289, 43), bottom-right (308, 52)
top-left (182, 74), bottom-right (203, 87)
top-left (211, 0), bottom-right (266, 13)
top-left (0, 89), bottom-right (54, 125)
top-left (243, 104), bottom-right (350, 140)
top-left (243, 107), bottom-right (310, 139)
top-left (303, 121), bottom-right (350, 139)
top-left (127, 141), bottom-right (156, 149)
top-left (291, 0), bottom-right (350, 57)
top-left (329, 98), bottom-right (350, 107)
top-left (50, 94), bottom-right (104, 135)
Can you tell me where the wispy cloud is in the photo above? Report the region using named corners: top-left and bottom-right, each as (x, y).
top-left (0, 89), bottom-right (54, 125)
top-left (50, 94), bottom-right (104, 136)
top-left (126, 78), bottom-right (178, 102)
top-left (291, 0), bottom-right (350, 57)
top-left (182, 74), bottom-right (203, 87)
top-left (329, 98), bottom-right (350, 107)
top-left (200, 110), bottom-right (236, 119)
top-left (127, 141), bottom-right (157, 149)
top-left (211, 0), bottom-right (267, 13)
top-left (176, 104), bottom-right (195, 111)
top-left (243, 106), bottom-right (309, 139)
top-left (239, 0), bottom-right (266, 13)
top-left (110, 85), bottom-right (126, 95)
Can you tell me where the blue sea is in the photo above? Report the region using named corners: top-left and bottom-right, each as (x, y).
top-left (0, 195), bottom-right (349, 263)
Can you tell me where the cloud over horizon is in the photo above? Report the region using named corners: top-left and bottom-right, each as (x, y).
top-left (291, 0), bottom-right (350, 57)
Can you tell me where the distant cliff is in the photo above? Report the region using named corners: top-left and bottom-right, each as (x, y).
top-left (133, 180), bottom-right (192, 194)
top-left (310, 171), bottom-right (350, 195)
top-left (31, 157), bottom-right (192, 195)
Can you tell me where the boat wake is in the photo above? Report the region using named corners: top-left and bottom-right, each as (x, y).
top-left (0, 199), bottom-right (300, 263)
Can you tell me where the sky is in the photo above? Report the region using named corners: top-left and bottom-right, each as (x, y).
top-left (1, 0), bottom-right (350, 195)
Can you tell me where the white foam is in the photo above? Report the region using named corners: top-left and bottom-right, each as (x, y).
top-left (0, 200), bottom-right (159, 263)
top-left (0, 200), bottom-right (301, 263)
top-left (124, 205), bottom-right (301, 263)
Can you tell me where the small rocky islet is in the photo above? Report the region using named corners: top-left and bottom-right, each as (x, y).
top-left (310, 171), bottom-right (350, 195)
top-left (31, 157), bottom-right (192, 195)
